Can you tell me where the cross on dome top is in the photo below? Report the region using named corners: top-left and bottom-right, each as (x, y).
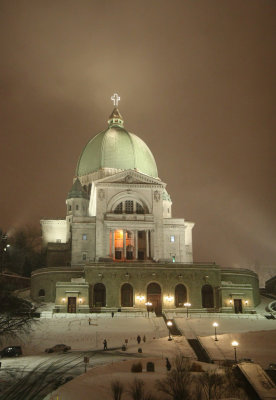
top-left (108, 93), bottom-right (124, 128)
top-left (111, 93), bottom-right (120, 107)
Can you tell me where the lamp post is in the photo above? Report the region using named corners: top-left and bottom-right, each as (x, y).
top-left (145, 301), bottom-right (152, 318)
top-left (167, 320), bottom-right (173, 341)
top-left (184, 302), bottom-right (191, 318)
top-left (231, 340), bottom-right (239, 363)
top-left (213, 322), bottom-right (218, 341)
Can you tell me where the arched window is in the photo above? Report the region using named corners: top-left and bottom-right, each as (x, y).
top-left (147, 283), bottom-right (162, 316)
top-left (175, 284), bottom-right (187, 308)
top-left (114, 202), bottom-right (123, 214)
top-left (136, 203), bottom-right (144, 214)
top-left (202, 285), bottom-right (214, 308)
top-left (121, 283), bottom-right (133, 307)
top-left (114, 200), bottom-right (145, 214)
top-left (38, 289), bottom-right (45, 297)
top-left (125, 200), bottom-right (133, 214)
top-left (93, 283), bottom-right (106, 307)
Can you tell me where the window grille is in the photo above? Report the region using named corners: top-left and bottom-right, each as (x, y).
top-left (136, 203), bottom-right (144, 214)
top-left (125, 200), bottom-right (133, 214)
top-left (114, 202), bottom-right (123, 214)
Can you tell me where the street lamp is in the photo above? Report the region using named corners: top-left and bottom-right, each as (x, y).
top-left (184, 302), bottom-right (191, 318)
top-left (145, 301), bottom-right (152, 318)
top-left (213, 322), bottom-right (218, 341)
top-left (167, 320), bottom-right (173, 341)
top-left (231, 340), bottom-right (239, 363)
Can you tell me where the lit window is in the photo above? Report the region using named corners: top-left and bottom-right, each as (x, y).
top-left (172, 255), bottom-right (176, 263)
top-left (170, 235), bottom-right (175, 242)
top-left (82, 253), bottom-right (87, 261)
top-left (82, 234), bottom-right (87, 240)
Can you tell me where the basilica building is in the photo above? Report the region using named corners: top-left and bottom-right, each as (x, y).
top-left (31, 95), bottom-right (260, 315)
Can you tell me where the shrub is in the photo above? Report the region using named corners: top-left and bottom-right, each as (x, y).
top-left (128, 379), bottom-right (157, 400)
top-left (131, 362), bottom-right (143, 373)
top-left (146, 362), bottom-right (155, 372)
top-left (190, 362), bottom-right (203, 372)
top-left (110, 380), bottom-right (124, 400)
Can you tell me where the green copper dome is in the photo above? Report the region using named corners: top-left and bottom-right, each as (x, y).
top-left (76, 108), bottom-right (158, 178)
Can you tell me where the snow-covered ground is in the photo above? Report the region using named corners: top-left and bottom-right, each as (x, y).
top-left (2, 315), bottom-right (169, 354)
top-left (2, 295), bottom-right (276, 399)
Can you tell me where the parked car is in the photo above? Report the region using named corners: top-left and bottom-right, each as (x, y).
top-left (45, 344), bottom-right (71, 353)
top-left (0, 346), bottom-right (22, 358)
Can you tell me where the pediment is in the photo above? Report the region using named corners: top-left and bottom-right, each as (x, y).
top-left (94, 169), bottom-right (166, 187)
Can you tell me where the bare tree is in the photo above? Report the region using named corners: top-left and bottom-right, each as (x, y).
top-left (0, 354), bottom-right (83, 400)
top-left (6, 225), bottom-right (44, 276)
top-left (111, 380), bottom-right (124, 400)
top-left (128, 379), bottom-right (157, 400)
top-left (222, 367), bottom-right (249, 400)
top-left (198, 371), bottom-right (225, 400)
top-left (156, 354), bottom-right (193, 400)
top-left (0, 285), bottom-right (38, 345)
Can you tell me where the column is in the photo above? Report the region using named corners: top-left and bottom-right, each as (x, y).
top-left (150, 230), bottom-right (154, 259)
top-left (111, 230), bottom-right (115, 259)
top-left (123, 230), bottom-right (126, 259)
top-left (135, 231), bottom-right (138, 260)
top-left (146, 230), bottom-right (149, 259)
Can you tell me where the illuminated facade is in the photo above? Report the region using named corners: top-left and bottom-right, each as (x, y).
top-left (31, 96), bottom-right (260, 314)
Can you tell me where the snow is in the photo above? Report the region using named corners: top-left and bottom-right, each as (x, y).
top-left (2, 295), bottom-right (276, 399)
top-left (238, 362), bottom-right (276, 399)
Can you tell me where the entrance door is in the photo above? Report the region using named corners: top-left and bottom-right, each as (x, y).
top-left (147, 283), bottom-right (162, 316)
top-left (67, 297), bottom-right (76, 313)
top-left (234, 299), bottom-right (242, 314)
top-left (93, 283), bottom-right (106, 307)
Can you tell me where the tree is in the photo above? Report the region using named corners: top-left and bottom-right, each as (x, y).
top-left (128, 379), bottom-right (157, 400)
top-left (199, 371), bottom-right (225, 400)
top-left (110, 380), bottom-right (124, 400)
top-left (0, 354), bottom-right (83, 400)
top-left (0, 283), bottom-right (38, 345)
top-left (5, 225), bottom-right (45, 276)
top-left (156, 354), bottom-right (193, 400)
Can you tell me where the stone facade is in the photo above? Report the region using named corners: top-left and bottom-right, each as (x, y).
top-left (32, 99), bottom-right (260, 314)
top-left (31, 263), bottom-right (259, 314)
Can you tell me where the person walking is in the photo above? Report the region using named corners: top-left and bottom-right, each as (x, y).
top-left (111, 311), bottom-right (114, 318)
top-left (166, 357), bottom-right (171, 371)
top-left (137, 335), bottom-right (141, 344)
top-left (103, 339), bottom-right (107, 350)
top-left (88, 317), bottom-right (91, 325)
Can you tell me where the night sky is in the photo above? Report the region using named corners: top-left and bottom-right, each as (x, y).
top-left (0, 1), bottom-right (275, 272)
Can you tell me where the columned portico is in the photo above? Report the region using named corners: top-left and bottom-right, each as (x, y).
top-left (109, 228), bottom-right (151, 261)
